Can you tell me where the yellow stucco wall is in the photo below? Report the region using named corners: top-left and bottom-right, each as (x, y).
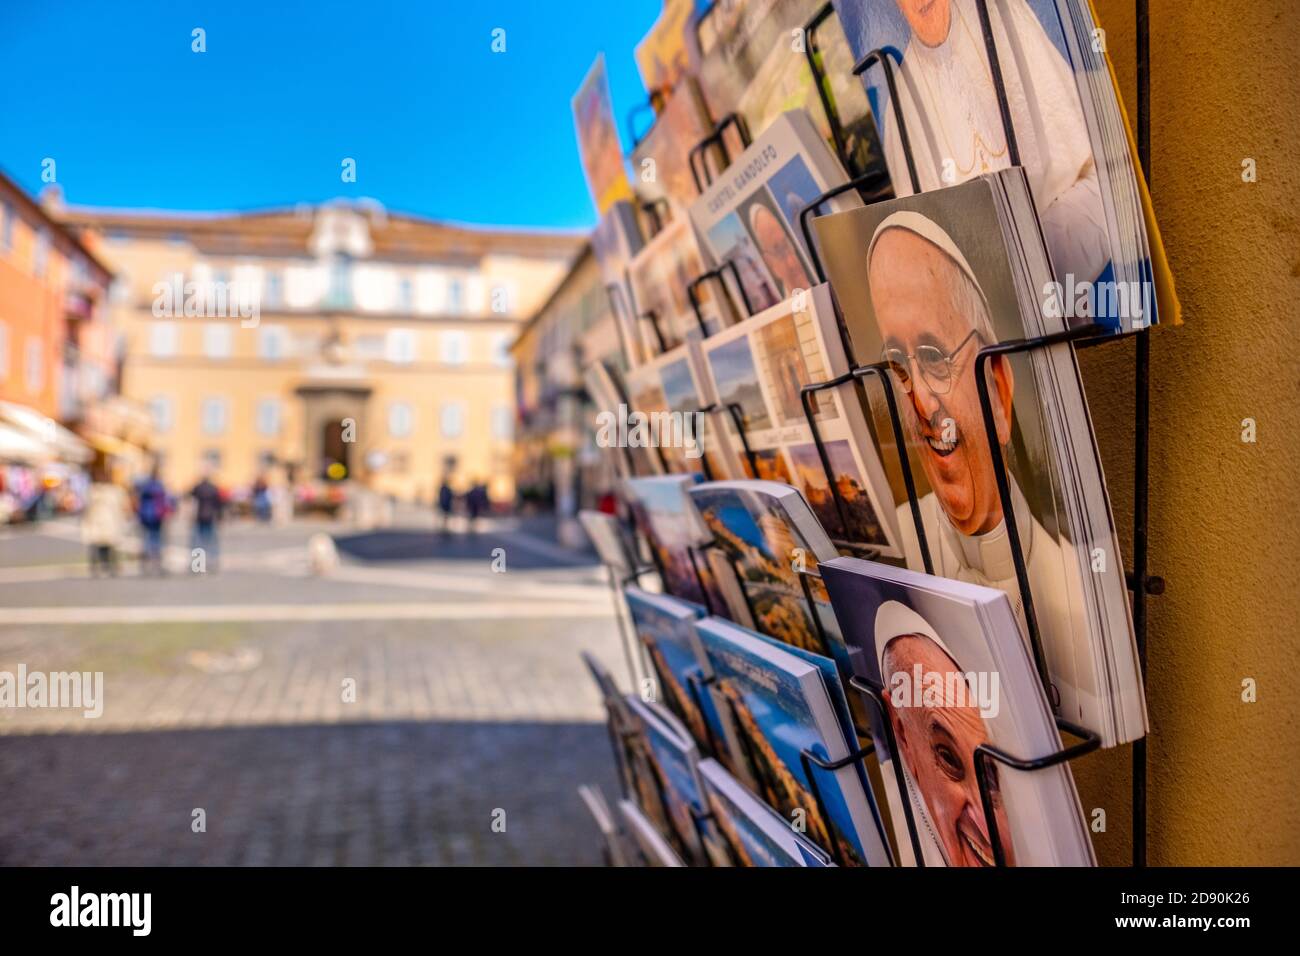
top-left (1068, 0), bottom-right (1300, 865)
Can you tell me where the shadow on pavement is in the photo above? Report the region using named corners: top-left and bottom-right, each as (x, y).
top-left (0, 719), bottom-right (616, 866)
top-left (334, 527), bottom-right (597, 569)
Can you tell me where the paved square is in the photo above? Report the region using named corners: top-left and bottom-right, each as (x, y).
top-left (0, 515), bottom-right (633, 866)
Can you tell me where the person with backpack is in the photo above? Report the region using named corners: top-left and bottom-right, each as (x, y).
top-left (134, 464), bottom-right (170, 575)
top-left (190, 471), bottom-right (225, 572)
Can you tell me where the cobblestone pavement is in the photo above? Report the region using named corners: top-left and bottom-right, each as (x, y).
top-left (0, 515), bottom-right (631, 866)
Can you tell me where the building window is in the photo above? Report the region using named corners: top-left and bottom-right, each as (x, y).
top-left (203, 322), bottom-right (233, 359)
top-left (33, 229), bottom-right (50, 278)
top-left (354, 334), bottom-right (384, 360)
top-left (0, 321), bottom-right (8, 381)
top-left (397, 277), bottom-right (413, 313)
top-left (149, 321), bottom-right (178, 358)
top-left (492, 404), bottom-right (513, 442)
top-left (388, 401), bottom-right (413, 438)
top-left (447, 277), bottom-right (464, 314)
top-left (327, 255), bottom-right (352, 308)
top-left (440, 330), bottom-right (468, 366)
top-left (440, 401), bottom-right (465, 439)
top-left (265, 271), bottom-right (282, 309)
top-left (386, 328), bottom-right (416, 364)
top-left (492, 332), bottom-right (513, 368)
top-left (149, 395), bottom-right (174, 433)
top-left (255, 398), bottom-right (282, 437)
top-left (201, 397), bottom-right (228, 436)
top-left (23, 337), bottom-right (44, 394)
top-left (1, 200), bottom-right (13, 251)
top-left (258, 325), bottom-right (286, 360)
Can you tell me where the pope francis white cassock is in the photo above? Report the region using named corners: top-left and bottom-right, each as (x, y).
top-left (881, 0), bottom-right (1109, 287)
top-left (864, 209), bottom-right (1099, 736)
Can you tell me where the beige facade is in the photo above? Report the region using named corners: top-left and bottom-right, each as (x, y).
top-left (61, 201), bottom-right (582, 502)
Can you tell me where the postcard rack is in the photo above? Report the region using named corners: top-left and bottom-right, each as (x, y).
top-left (785, 0), bottom-right (1155, 866)
top-left (626, 87), bottom-right (670, 152)
top-left (640, 198), bottom-right (671, 240)
top-left (688, 261), bottom-right (755, 333)
top-left (610, 0), bottom-right (1158, 867)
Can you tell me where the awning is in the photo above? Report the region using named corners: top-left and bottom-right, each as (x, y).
top-left (0, 401), bottom-right (92, 464)
top-left (0, 423), bottom-right (50, 465)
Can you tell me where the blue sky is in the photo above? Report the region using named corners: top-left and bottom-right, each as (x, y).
top-left (0, 0), bottom-right (662, 229)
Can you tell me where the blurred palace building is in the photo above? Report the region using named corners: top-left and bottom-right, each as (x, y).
top-left (39, 186), bottom-right (581, 506)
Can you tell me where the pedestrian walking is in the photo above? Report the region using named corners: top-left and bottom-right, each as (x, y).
top-left (437, 479), bottom-right (455, 535)
top-left (190, 471), bottom-right (225, 571)
top-left (133, 465), bottom-right (171, 575)
top-left (252, 474), bottom-right (272, 523)
top-left (466, 479), bottom-right (489, 531)
top-left (82, 464), bottom-right (129, 577)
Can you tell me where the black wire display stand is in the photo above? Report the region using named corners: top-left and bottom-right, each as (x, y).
top-left (610, 0), bottom-right (1159, 868)
top-left (688, 113), bottom-right (750, 194)
top-left (780, 0), bottom-right (1156, 867)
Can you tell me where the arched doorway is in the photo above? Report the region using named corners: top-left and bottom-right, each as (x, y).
top-left (321, 419), bottom-right (350, 480)
top-left (296, 384), bottom-right (371, 484)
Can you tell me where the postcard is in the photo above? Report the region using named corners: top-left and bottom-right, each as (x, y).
top-left (693, 0), bottom-right (824, 140)
top-left (623, 337), bottom-right (738, 480)
top-left (579, 510), bottom-right (640, 581)
top-left (690, 111), bottom-right (861, 314)
top-left (577, 784), bottom-right (631, 866)
top-left (813, 175), bottom-right (1147, 746)
top-left (693, 614), bottom-right (893, 866)
top-left (625, 586), bottom-right (733, 765)
top-left (687, 479), bottom-right (842, 657)
top-left (631, 77), bottom-right (720, 214)
top-left (626, 695), bottom-right (718, 864)
top-left (627, 217), bottom-right (731, 359)
top-left (698, 757), bottom-right (834, 866)
top-left (590, 202), bottom-right (646, 366)
top-left (617, 798), bottom-right (686, 866)
top-left (832, 0), bottom-right (1173, 331)
top-left (572, 54), bottom-right (634, 215)
top-left (623, 475), bottom-right (731, 615)
top-left (581, 650), bottom-right (639, 799)
top-left (820, 555), bottom-right (1097, 866)
top-left (583, 360), bottom-right (661, 477)
top-left (636, 0), bottom-right (695, 93)
top-left (698, 283), bottom-right (901, 554)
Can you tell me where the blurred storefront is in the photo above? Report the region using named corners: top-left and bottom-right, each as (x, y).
top-left (511, 243), bottom-right (623, 546)
top-left (0, 173), bottom-right (116, 522)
